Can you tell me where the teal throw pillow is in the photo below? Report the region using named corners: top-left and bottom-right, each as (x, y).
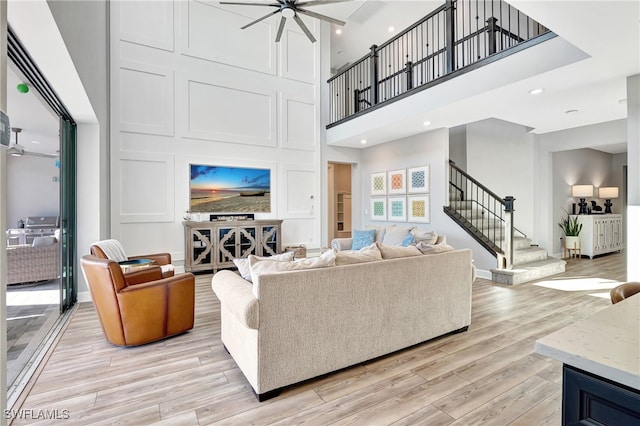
top-left (400, 235), bottom-right (415, 247)
top-left (352, 229), bottom-right (376, 250)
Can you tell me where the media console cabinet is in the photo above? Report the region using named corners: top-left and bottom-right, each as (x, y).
top-left (183, 220), bottom-right (282, 272)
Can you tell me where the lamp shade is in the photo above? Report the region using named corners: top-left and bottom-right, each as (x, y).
top-left (599, 187), bottom-right (619, 199)
top-left (572, 184), bottom-right (594, 198)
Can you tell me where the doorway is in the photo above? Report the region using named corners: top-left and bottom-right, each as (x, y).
top-left (328, 163), bottom-right (352, 243)
top-left (5, 27), bottom-right (77, 404)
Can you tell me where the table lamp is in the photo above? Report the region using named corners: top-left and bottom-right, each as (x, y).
top-left (598, 187), bottom-right (618, 214)
top-left (572, 185), bottom-right (593, 214)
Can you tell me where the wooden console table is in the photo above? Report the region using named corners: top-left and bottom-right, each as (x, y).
top-left (184, 220), bottom-right (282, 272)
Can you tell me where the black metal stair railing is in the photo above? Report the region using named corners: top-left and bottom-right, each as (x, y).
top-left (327, 0), bottom-right (552, 126)
top-left (444, 160), bottom-right (523, 268)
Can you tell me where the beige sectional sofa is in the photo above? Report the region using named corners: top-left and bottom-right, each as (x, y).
top-left (212, 248), bottom-right (474, 400)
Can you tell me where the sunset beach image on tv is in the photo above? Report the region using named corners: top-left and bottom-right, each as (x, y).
top-left (190, 164), bottom-right (271, 213)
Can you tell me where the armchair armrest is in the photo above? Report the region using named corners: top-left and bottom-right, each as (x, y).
top-left (331, 238), bottom-right (353, 251)
top-left (212, 271), bottom-right (259, 329)
top-left (124, 266), bottom-right (163, 285)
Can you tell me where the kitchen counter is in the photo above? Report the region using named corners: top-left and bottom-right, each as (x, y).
top-left (536, 293), bottom-right (639, 389)
top-left (536, 294), bottom-right (640, 424)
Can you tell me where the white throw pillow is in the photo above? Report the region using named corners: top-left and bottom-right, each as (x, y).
top-left (233, 251), bottom-right (295, 281)
top-left (249, 250), bottom-right (336, 284)
top-left (411, 228), bottom-right (438, 245)
top-left (334, 243), bottom-right (382, 266)
top-left (381, 225), bottom-right (414, 246)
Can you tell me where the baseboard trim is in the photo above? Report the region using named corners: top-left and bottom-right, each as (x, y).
top-left (77, 291), bottom-right (91, 303)
top-left (476, 269), bottom-right (492, 280)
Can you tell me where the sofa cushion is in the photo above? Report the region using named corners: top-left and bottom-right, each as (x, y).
top-left (365, 225), bottom-right (386, 242)
top-left (376, 242), bottom-right (422, 259)
top-left (352, 229), bottom-right (376, 250)
top-left (234, 251), bottom-right (295, 281)
top-left (416, 242), bottom-right (456, 254)
top-left (381, 226), bottom-right (414, 245)
top-left (249, 250), bottom-right (336, 283)
top-left (335, 243), bottom-right (382, 266)
top-left (411, 228), bottom-right (438, 245)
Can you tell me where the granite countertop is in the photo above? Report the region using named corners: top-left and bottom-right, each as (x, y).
top-left (535, 294), bottom-right (640, 390)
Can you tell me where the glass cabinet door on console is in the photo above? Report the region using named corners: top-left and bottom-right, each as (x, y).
top-left (261, 225), bottom-right (280, 256)
top-left (188, 228), bottom-right (214, 272)
top-left (217, 226), bottom-right (258, 269)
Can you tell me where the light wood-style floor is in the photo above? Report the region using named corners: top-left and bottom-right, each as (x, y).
top-left (11, 253), bottom-right (626, 425)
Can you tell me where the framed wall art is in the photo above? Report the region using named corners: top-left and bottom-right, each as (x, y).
top-left (387, 196), bottom-right (407, 222)
top-left (387, 169), bottom-right (406, 194)
top-left (407, 195), bottom-right (430, 223)
top-left (370, 197), bottom-right (387, 221)
top-left (371, 172), bottom-right (387, 196)
top-left (408, 165), bottom-right (429, 193)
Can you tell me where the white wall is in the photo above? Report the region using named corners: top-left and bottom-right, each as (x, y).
top-left (110, 1), bottom-right (323, 261)
top-left (359, 128), bottom-right (497, 273)
top-left (627, 74), bottom-right (640, 281)
top-left (5, 155), bottom-right (59, 229)
top-left (466, 118), bottom-right (536, 239)
top-left (551, 148), bottom-right (625, 254)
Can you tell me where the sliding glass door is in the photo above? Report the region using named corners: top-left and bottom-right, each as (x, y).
top-left (59, 118), bottom-right (76, 311)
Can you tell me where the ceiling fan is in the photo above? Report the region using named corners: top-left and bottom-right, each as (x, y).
top-left (220, 0), bottom-right (349, 43)
top-left (7, 127), bottom-right (58, 159)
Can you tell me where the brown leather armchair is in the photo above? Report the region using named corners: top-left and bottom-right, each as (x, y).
top-left (610, 282), bottom-right (640, 304)
top-left (80, 255), bottom-right (195, 346)
top-left (90, 239), bottom-right (174, 278)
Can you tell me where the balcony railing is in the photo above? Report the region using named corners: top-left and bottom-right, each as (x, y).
top-left (327, 0), bottom-right (551, 127)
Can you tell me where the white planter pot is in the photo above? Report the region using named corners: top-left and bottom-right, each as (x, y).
top-left (565, 236), bottom-right (580, 249)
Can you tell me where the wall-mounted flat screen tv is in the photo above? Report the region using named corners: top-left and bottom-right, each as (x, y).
top-left (190, 164), bottom-right (271, 213)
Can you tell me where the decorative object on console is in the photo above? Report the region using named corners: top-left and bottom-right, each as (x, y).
top-left (387, 169), bottom-right (406, 194)
top-left (370, 172), bottom-right (387, 196)
top-left (190, 164), bottom-right (270, 213)
top-left (407, 194), bottom-right (430, 223)
top-left (598, 187), bottom-right (619, 214)
top-left (210, 214), bottom-right (255, 221)
top-left (572, 184), bottom-right (593, 215)
top-left (387, 197), bottom-right (407, 222)
top-left (407, 166), bottom-right (429, 193)
top-left (370, 197), bottom-right (387, 221)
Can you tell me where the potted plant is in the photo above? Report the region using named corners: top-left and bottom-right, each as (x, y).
top-left (559, 211), bottom-right (582, 250)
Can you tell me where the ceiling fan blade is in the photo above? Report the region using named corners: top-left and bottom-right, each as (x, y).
top-left (241, 9), bottom-right (280, 29)
top-left (296, 0), bottom-right (354, 7)
top-left (292, 13), bottom-right (316, 42)
top-left (220, 2), bottom-right (281, 7)
top-left (275, 16), bottom-right (287, 42)
top-left (295, 7), bottom-right (345, 26)
top-left (24, 151), bottom-right (58, 159)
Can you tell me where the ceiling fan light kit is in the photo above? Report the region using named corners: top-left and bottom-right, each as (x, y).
top-left (220, 0), bottom-right (347, 43)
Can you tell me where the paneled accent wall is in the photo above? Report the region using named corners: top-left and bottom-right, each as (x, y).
top-left (110, 0), bottom-right (322, 263)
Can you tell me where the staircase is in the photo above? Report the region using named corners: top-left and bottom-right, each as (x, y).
top-left (445, 162), bottom-right (565, 285)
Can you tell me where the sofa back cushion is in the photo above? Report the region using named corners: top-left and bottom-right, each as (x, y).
top-left (335, 243), bottom-right (382, 266)
top-left (376, 242), bottom-right (422, 259)
top-left (249, 250), bottom-right (336, 286)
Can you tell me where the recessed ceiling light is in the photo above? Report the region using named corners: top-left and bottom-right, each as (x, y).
top-left (618, 98), bottom-right (627, 104)
top-left (423, 121), bottom-right (431, 126)
top-left (360, 139), bottom-right (367, 144)
top-left (388, 26), bottom-right (395, 32)
top-left (335, 29), bottom-right (342, 35)
top-left (31, 140), bottom-right (40, 144)
top-left (565, 109), bottom-right (579, 114)
top-left (528, 88), bottom-right (544, 95)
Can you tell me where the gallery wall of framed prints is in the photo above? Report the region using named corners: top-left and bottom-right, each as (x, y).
top-left (369, 165), bottom-right (430, 223)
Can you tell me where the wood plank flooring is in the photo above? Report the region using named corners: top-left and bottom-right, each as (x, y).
top-left (10, 253), bottom-right (626, 425)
